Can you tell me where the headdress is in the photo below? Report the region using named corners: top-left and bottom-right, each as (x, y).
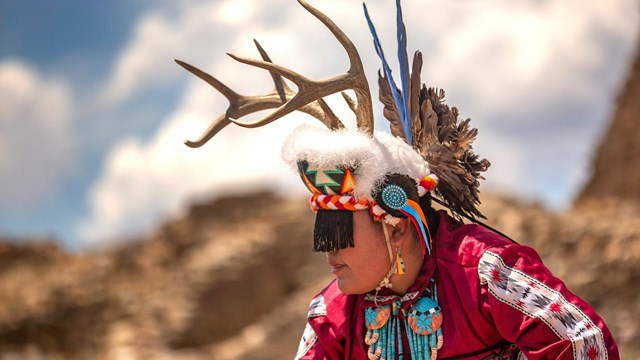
top-left (175, 0), bottom-right (490, 254)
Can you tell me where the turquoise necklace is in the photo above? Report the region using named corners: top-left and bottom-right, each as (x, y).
top-left (364, 282), bottom-right (443, 360)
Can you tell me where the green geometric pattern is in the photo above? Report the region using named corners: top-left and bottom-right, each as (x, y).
top-left (305, 164), bottom-right (345, 195)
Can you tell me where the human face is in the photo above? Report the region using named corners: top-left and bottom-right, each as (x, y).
top-left (326, 210), bottom-right (392, 294)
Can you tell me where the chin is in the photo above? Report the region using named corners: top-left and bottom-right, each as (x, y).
top-left (336, 278), bottom-right (371, 295)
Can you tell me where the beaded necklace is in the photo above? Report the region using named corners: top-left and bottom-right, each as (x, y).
top-left (364, 281), bottom-right (443, 360)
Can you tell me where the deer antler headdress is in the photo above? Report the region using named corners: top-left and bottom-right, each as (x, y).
top-left (176, 0), bottom-right (490, 253)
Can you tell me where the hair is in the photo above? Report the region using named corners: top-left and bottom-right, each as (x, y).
top-left (420, 193), bottom-right (440, 238)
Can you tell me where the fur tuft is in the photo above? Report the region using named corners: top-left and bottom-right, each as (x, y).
top-left (282, 124), bottom-right (431, 201)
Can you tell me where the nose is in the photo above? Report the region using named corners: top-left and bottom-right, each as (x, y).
top-left (325, 251), bottom-right (339, 262)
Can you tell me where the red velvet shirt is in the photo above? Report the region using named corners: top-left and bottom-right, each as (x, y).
top-left (294, 212), bottom-right (619, 360)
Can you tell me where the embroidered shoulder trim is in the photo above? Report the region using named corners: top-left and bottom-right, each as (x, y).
top-left (364, 290), bottom-right (420, 304)
top-left (294, 322), bottom-right (318, 360)
top-left (308, 294), bottom-right (327, 318)
top-left (478, 250), bottom-right (607, 360)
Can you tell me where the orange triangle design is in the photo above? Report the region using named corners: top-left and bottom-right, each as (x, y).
top-left (340, 169), bottom-right (357, 194)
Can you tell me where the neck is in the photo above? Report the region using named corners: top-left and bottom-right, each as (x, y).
top-left (390, 208), bottom-right (439, 294)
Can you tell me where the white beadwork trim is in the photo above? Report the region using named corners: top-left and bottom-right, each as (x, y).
top-left (478, 250), bottom-right (607, 360)
top-left (294, 322), bottom-right (318, 360)
top-left (308, 294), bottom-right (327, 318)
top-left (364, 290), bottom-right (420, 304)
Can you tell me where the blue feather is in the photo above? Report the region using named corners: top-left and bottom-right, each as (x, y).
top-left (400, 203), bottom-right (431, 255)
top-left (362, 2), bottom-right (409, 141)
top-left (395, 0), bottom-right (412, 145)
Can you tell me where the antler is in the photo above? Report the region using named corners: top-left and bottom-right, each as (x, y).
top-left (222, 0), bottom-right (373, 133)
top-left (177, 0), bottom-right (373, 148)
top-left (176, 39), bottom-right (343, 148)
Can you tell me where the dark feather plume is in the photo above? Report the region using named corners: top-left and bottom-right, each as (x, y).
top-left (367, 3), bottom-right (489, 220)
top-left (378, 70), bottom-right (407, 141)
top-left (417, 87), bottom-right (491, 220)
top-left (417, 94), bottom-right (438, 153)
top-left (409, 51), bottom-right (423, 147)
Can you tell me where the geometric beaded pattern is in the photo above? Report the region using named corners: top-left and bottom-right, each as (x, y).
top-left (307, 293), bottom-right (327, 318)
top-left (478, 250), bottom-right (607, 360)
top-left (407, 297), bottom-right (443, 336)
top-left (364, 291), bottom-right (420, 304)
top-left (297, 161), bottom-right (356, 196)
top-left (365, 305), bottom-right (391, 330)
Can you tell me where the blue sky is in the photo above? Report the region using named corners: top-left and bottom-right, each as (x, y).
top-left (1, 0), bottom-right (638, 249)
top-left (0, 0), bottom-right (164, 245)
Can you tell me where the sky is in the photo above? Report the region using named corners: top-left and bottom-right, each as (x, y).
top-left (0, 0), bottom-right (638, 249)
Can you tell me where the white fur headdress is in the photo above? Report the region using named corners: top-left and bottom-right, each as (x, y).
top-left (282, 124), bottom-right (432, 202)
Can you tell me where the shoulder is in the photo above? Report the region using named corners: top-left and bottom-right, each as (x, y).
top-left (307, 279), bottom-right (350, 319)
top-left (299, 280), bottom-right (359, 359)
top-left (435, 211), bottom-right (530, 266)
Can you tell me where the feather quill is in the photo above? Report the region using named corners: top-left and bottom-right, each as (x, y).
top-left (410, 51), bottom-right (422, 147)
top-left (378, 71), bottom-right (406, 141)
top-left (395, 0), bottom-right (412, 145)
top-left (363, 2), bottom-right (410, 142)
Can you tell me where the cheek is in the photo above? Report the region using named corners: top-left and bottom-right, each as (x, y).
top-left (336, 212), bottom-right (393, 294)
top-left (365, 247), bottom-right (392, 279)
top-left (354, 222), bottom-right (391, 274)
top-left (340, 241), bottom-right (391, 294)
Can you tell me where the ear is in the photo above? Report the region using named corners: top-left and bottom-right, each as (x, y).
top-left (389, 217), bottom-right (413, 247)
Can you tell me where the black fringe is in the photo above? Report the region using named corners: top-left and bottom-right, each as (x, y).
top-left (313, 210), bottom-right (354, 252)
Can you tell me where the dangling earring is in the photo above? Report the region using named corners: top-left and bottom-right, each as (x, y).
top-left (395, 247), bottom-right (406, 275)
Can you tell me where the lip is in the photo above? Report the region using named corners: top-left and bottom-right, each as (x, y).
top-left (330, 263), bottom-right (346, 274)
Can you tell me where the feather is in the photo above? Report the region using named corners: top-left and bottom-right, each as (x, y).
top-left (362, 2), bottom-right (491, 220)
top-left (395, 0), bottom-right (412, 145)
top-left (410, 51), bottom-right (423, 147)
top-left (454, 118), bottom-right (477, 159)
top-left (378, 71), bottom-right (406, 141)
top-left (418, 97), bottom-right (438, 155)
top-left (363, 2), bottom-right (409, 141)
top-left (418, 86), bottom-right (490, 219)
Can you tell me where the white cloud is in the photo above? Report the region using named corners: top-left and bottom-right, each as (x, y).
top-left (417, 0), bottom-right (638, 115)
top-left (79, 0), bottom-right (638, 244)
top-left (0, 60), bottom-right (75, 213)
top-left (97, 0), bottom-right (268, 106)
top-left (401, 0), bottom-right (639, 206)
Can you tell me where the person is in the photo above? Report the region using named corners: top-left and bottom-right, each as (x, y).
top-left (175, 1), bottom-right (619, 359)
